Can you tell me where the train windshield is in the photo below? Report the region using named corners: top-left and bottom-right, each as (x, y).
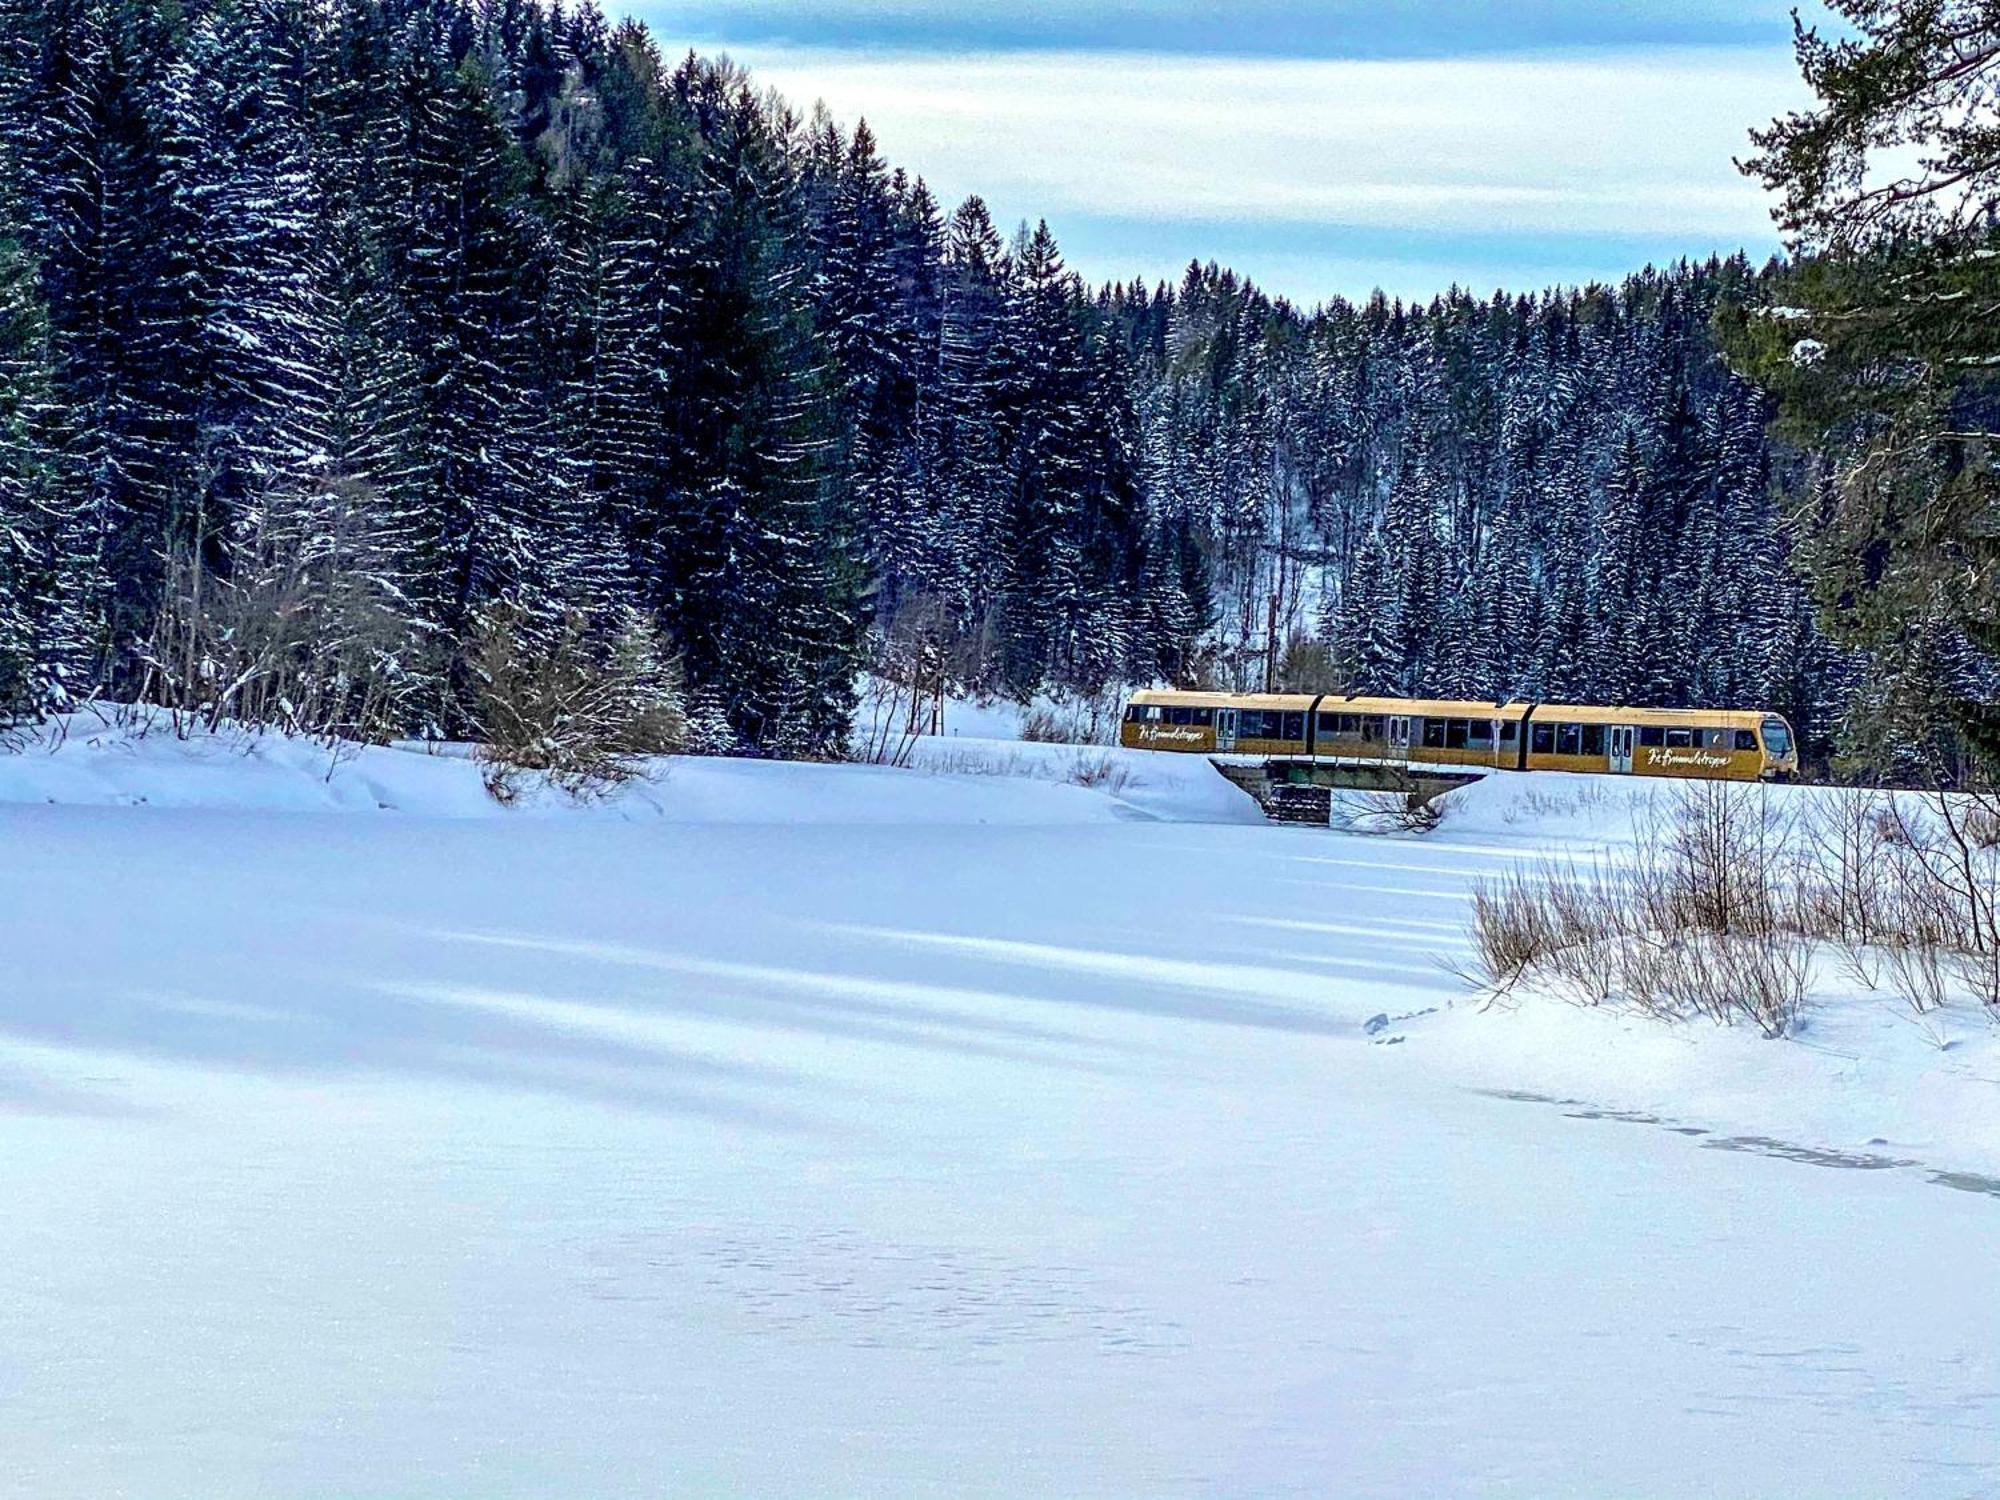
top-left (1761, 717), bottom-right (1793, 757)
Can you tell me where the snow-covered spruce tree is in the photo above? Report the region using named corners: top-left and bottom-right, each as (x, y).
top-left (986, 219), bottom-right (1143, 697)
top-left (0, 235), bottom-right (54, 716)
top-left (160, 0), bottom-right (335, 525)
top-left (14, 0), bottom-right (204, 684)
top-left (653, 59), bottom-right (863, 756)
top-left (377, 19), bottom-right (608, 690)
top-left (929, 194), bottom-right (1010, 673)
top-left (545, 165), bottom-right (678, 595)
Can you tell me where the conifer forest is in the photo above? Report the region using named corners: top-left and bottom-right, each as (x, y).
top-left (0, 0), bottom-right (1979, 772)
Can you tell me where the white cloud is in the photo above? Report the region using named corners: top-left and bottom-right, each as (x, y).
top-left (727, 45), bottom-right (1804, 241)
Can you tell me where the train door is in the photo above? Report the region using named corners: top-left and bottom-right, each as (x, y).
top-left (1388, 716), bottom-right (1411, 761)
top-left (1215, 708), bottom-right (1238, 752)
top-left (1608, 724), bottom-right (1634, 774)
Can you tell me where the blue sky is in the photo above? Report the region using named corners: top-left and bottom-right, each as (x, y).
top-left (626, 1), bottom-right (1823, 305)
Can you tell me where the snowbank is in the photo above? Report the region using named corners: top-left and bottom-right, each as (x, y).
top-left (0, 709), bottom-right (1258, 826)
top-left (897, 734), bottom-right (1266, 825)
top-left (0, 711), bottom-right (499, 817)
top-left (1408, 766), bottom-right (2000, 1183)
top-left (1430, 766), bottom-right (1925, 844)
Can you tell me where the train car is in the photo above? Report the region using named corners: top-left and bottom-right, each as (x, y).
top-left (1119, 691), bottom-right (1800, 782)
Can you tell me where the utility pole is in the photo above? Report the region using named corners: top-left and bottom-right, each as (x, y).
top-left (1264, 590), bottom-right (1280, 693)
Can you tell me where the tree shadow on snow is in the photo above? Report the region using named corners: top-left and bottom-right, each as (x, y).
top-left (0, 920), bottom-right (1140, 1126)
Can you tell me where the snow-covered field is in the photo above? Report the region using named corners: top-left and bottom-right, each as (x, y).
top-left (2, 717), bottom-right (1997, 1497)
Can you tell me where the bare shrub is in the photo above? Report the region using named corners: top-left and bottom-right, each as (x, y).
top-left (1946, 943), bottom-right (2000, 1010)
top-left (1713, 933), bottom-right (1812, 1039)
top-left (1962, 801), bottom-right (2000, 850)
top-left (1463, 856), bottom-right (1624, 1003)
top-left (1019, 689), bottom-right (1123, 745)
top-left (1462, 868), bottom-right (1561, 992)
top-left (1506, 780), bottom-right (1611, 825)
top-left (1795, 788), bottom-right (1897, 985)
top-left (1395, 790), bottom-right (1444, 833)
top-left (854, 674), bottom-right (924, 768)
top-left (1534, 862), bottom-right (1630, 1007)
top-left (1632, 778), bottom-right (1792, 938)
top-left (1465, 783), bottom-right (1813, 1036)
top-left (1470, 769), bottom-right (2000, 1034)
top-left (470, 603), bottom-right (686, 804)
top-left (856, 593), bottom-right (953, 766)
top-left (1065, 750), bottom-right (1134, 796)
top-left (1332, 763), bottom-right (1449, 835)
top-left (1885, 932), bottom-right (1953, 1016)
top-left (920, 745), bottom-right (1030, 779)
top-left (139, 479), bottom-right (429, 747)
top-left (1018, 705), bottom-right (1077, 744)
top-left (1792, 783), bottom-right (2000, 1008)
top-left (1865, 787), bottom-right (2000, 1005)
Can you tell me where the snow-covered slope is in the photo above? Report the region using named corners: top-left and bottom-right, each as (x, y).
top-left (2, 732), bottom-right (1996, 1497)
top-left (0, 710), bottom-right (1260, 825)
top-left (897, 733), bottom-right (1268, 824)
top-left (1432, 765), bottom-right (1891, 842)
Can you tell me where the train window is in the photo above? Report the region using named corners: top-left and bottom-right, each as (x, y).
top-left (1702, 728), bottom-right (1732, 749)
top-left (1762, 717), bottom-right (1792, 756)
top-left (1557, 723), bottom-right (1583, 756)
top-left (1531, 724), bottom-right (1555, 754)
top-left (1441, 719), bottom-right (1466, 749)
top-left (1238, 711), bottom-right (1265, 738)
top-left (1423, 719), bottom-right (1448, 748)
top-left (1317, 712), bottom-right (1340, 735)
top-left (1281, 712), bottom-right (1305, 741)
top-left (1639, 725), bottom-right (1664, 747)
top-left (1341, 713), bottom-right (1361, 734)
top-left (1124, 706), bottom-right (1144, 723)
top-left (1581, 724), bottom-right (1606, 756)
top-left (1734, 729), bottom-right (1758, 751)
top-left (1167, 706), bottom-right (1192, 725)
top-left (1666, 727), bottom-right (1694, 747)
top-left (1499, 720), bottom-right (1518, 744)
top-left (1361, 717), bottom-right (1381, 742)
top-left (1194, 709), bottom-right (1215, 726)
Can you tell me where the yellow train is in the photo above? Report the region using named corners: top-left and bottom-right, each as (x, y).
top-left (1120, 692), bottom-right (1801, 782)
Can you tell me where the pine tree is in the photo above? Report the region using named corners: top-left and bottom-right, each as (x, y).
top-left (1731, 4), bottom-right (2000, 765)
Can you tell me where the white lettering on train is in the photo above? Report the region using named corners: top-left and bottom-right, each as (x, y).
top-left (1643, 746), bottom-right (1734, 771)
